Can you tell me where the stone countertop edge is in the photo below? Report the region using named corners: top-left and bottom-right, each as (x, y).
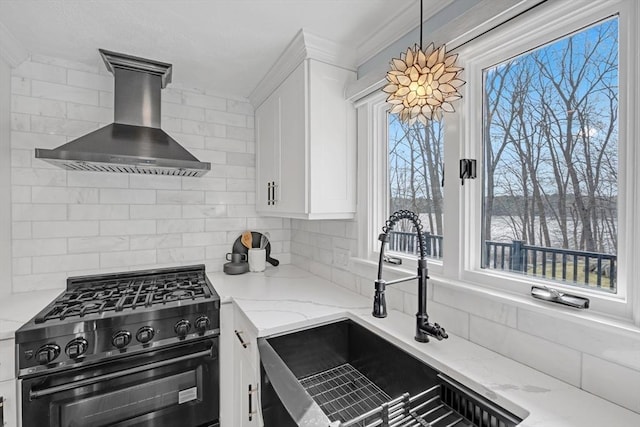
top-left (0, 289), bottom-right (62, 340)
top-left (211, 265), bottom-right (640, 427)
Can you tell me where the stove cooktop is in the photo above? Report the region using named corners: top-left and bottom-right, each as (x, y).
top-left (34, 267), bottom-right (214, 323)
top-left (15, 265), bottom-right (220, 377)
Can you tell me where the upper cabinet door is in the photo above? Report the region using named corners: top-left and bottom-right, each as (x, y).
top-left (255, 59), bottom-right (356, 220)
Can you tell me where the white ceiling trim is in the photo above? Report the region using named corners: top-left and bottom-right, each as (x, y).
top-left (355, 0), bottom-right (454, 67)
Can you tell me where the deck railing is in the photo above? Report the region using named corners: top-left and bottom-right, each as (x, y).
top-left (388, 231), bottom-right (443, 259)
top-left (387, 232), bottom-right (616, 291)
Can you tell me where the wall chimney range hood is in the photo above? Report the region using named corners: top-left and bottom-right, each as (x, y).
top-left (35, 49), bottom-right (211, 177)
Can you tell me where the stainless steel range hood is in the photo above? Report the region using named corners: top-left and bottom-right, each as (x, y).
top-left (35, 49), bottom-right (210, 177)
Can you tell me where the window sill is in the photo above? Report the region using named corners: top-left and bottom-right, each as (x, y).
top-left (350, 256), bottom-right (640, 338)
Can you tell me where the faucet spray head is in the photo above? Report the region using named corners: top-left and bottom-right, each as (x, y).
top-left (372, 279), bottom-right (387, 318)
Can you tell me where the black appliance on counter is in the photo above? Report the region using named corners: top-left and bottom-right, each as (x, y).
top-left (15, 265), bottom-right (220, 427)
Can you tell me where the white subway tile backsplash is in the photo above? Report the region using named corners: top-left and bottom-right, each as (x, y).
top-left (164, 132), bottom-right (205, 150)
top-left (182, 92), bottom-right (226, 110)
top-left (12, 168), bottom-right (66, 186)
top-left (11, 149), bottom-right (32, 168)
top-left (130, 205), bottom-right (182, 220)
top-left (205, 217), bottom-right (247, 232)
top-left (68, 204), bottom-right (129, 220)
top-left (226, 126), bottom-right (253, 142)
top-left (130, 234), bottom-right (182, 250)
top-left (11, 112), bottom-right (30, 131)
top-left (205, 137), bottom-right (247, 153)
top-left (157, 190), bottom-right (204, 205)
top-left (227, 99), bottom-right (253, 115)
top-left (11, 130), bottom-right (66, 149)
top-left (433, 285), bottom-right (518, 328)
top-left (226, 178), bottom-right (253, 192)
top-left (12, 76), bottom-right (31, 95)
top-left (226, 152), bottom-right (254, 167)
top-left (11, 222), bottom-right (31, 239)
top-left (100, 189), bottom-right (156, 204)
top-left (163, 102), bottom-right (205, 122)
top-left (12, 272), bottom-right (67, 292)
top-left (181, 205), bottom-right (226, 219)
top-left (99, 91), bottom-right (113, 108)
top-left (157, 219), bottom-right (205, 234)
top-left (66, 102), bottom-right (112, 123)
top-left (32, 80), bottom-right (99, 105)
top-left (182, 177), bottom-right (226, 192)
top-left (100, 220), bottom-right (156, 236)
top-left (33, 253), bottom-right (99, 274)
top-left (100, 250), bottom-right (156, 269)
top-left (30, 115), bottom-right (99, 137)
top-left (205, 191), bottom-right (246, 205)
top-left (205, 110), bottom-right (246, 127)
top-left (582, 354), bottom-right (640, 413)
top-left (517, 309), bottom-right (640, 372)
top-left (32, 186), bottom-right (99, 204)
top-left (11, 186), bottom-right (31, 203)
top-left (14, 60), bottom-right (67, 84)
top-left (33, 221), bottom-right (98, 238)
top-left (69, 236), bottom-right (129, 254)
top-left (12, 238), bottom-right (66, 257)
top-left (181, 119), bottom-right (224, 137)
top-left (182, 231), bottom-right (227, 247)
top-left (129, 175), bottom-right (182, 190)
top-left (13, 203), bottom-right (66, 221)
top-left (12, 257), bottom-right (32, 276)
top-left (157, 247), bottom-right (205, 264)
top-left (68, 172), bottom-right (129, 189)
top-left (67, 69), bottom-right (113, 92)
top-left (12, 94), bottom-right (66, 118)
top-left (469, 316), bottom-right (582, 386)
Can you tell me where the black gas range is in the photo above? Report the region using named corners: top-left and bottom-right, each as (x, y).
top-left (16, 265), bottom-right (220, 427)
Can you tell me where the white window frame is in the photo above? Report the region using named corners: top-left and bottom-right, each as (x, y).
top-left (357, 0), bottom-right (639, 324)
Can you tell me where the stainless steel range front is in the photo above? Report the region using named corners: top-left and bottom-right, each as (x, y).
top-left (15, 264), bottom-right (220, 427)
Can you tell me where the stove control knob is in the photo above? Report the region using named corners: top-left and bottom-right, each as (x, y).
top-left (136, 326), bottom-right (155, 344)
top-left (195, 316), bottom-right (211, 334)
top-left (112, 330), bottom-right (132, 349)
top-left (36, 344), bottom-right (61, 365)
top-left (65, 338), bottom-right (88, 359)
top-left (174, 319), bottom-right (191, 338)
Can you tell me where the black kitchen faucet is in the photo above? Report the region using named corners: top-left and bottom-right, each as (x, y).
top-left (373, 210), bottom-right (448, 342)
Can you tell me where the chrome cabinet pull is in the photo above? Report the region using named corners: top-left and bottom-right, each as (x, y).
top-left (234, 329), bottom-right (248, 348)
top-left (248, 383), bottom-right (258, 421)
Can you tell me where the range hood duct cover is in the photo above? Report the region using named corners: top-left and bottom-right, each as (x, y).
top-left (35, 49), bottom-right (211, 177)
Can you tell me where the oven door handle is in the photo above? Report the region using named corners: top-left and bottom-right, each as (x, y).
top-left (29, 347), bottom-right (214, 400)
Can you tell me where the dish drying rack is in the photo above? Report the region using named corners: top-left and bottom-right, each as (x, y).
top-left (299, 363), bottom-right (520, 427)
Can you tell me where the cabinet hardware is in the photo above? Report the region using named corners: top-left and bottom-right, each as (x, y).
top-left (234, 329), bottom-right (248, 348)
top-left (248, 383), bottom-right (258, 421)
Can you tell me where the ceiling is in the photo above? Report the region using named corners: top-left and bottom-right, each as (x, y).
top-left (0, 0), bottom-right (450, 99)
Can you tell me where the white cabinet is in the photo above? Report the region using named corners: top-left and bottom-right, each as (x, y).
top-left (255, 58), bottom-right (356, 219)
top-left (0, 338), bottom-right (17, 427)
top-left (219, 303), bottom-right (261, 427)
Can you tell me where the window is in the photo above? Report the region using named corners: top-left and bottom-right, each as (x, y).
top-left (387, 114), bottom-right (444, 259)
top-left (482, 18), bottom-right (619, 293)
top-left (358, 0), bottom-right (638, 320)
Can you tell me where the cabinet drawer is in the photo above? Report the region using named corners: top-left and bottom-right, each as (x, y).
top-left (0, 379), bottom-right (17, 427)
top-left (0, 340), bottom-right (14, 382)
top-left (233, 309), bottom-right (258, 363)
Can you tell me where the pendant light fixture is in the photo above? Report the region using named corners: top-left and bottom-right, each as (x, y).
top-left (383, 0), bottom-right (465, 125)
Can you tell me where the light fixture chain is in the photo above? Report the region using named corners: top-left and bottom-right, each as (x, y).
top-left (420, 0), bottom-right (423, 51)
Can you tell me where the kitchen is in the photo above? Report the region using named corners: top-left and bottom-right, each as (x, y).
top-left (0, 0), bottom-right (639, 426)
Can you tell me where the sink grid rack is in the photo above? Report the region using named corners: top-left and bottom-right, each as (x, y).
top-left (298, 363), bottom-right (520, 427)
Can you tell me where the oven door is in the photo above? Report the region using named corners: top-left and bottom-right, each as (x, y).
top-left (21, 337), bottom-right (219, 427)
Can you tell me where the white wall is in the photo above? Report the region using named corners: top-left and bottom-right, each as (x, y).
top-left (7, 53), bottom-right (290, 294)
top-left (0, 57), bottom-right (11, 298)
top-left (290, 218), bottom-right (640, 414)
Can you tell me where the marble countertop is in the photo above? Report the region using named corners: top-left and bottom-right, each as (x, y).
top-left (210, 265), bottom-right (640, 427)
top-left (0, 289), bottom-right (61, 340)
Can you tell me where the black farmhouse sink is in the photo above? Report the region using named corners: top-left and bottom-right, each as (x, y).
top-left (259, 319), bottom-right (523, 427)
